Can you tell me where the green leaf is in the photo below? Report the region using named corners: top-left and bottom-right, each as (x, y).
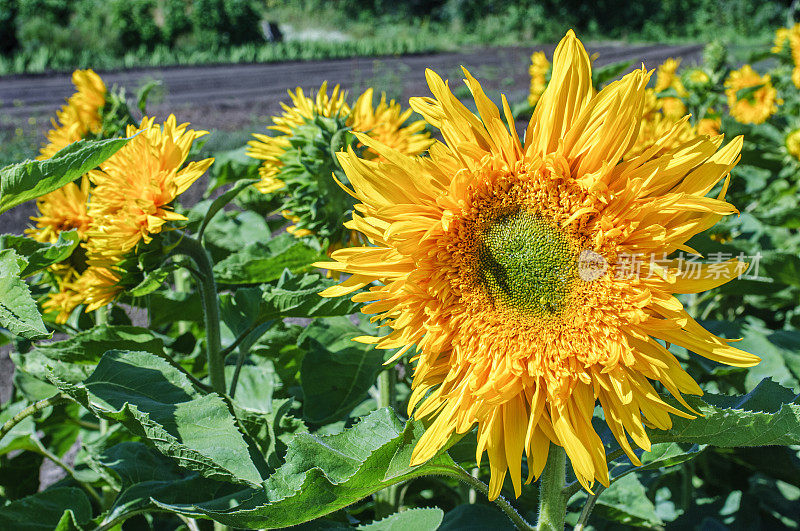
top-left (147, 290), bottom-right (204, 328)
top-left (235, 397), bottom-right (308, 471)
top-left (14, 325), bottom-right (165, 385)
top-left (300, 317), bottom-right (384, 424)
top-left (0, 487), bottom-right (91, 530)
top-left (439, 504), bottom-right (515, 530)
top-left (152, 409), bottom-right (458, 528)
top-left (0, 230), bottom-right (80, 277)
top-left (593, 474), bottom-right (664, 527)
top-left (213, 234), bottom-right (325, 285)
top-left (128, 263), bottom-right (181, 297)
top-left (96, 441), bottom-right (247, 526)
top-left (649, 379), bottom-right (800, 447)
top-left (0, 400), bottom-right (39, 456)
top-left (257, 270), bottom-right (360, 321)
top-left (609, 442), bottom-right (704, 482)
top-left (50, 349), bottom-right (268, 486)
top-left (358, 508), bottom-right (444, 530)
top-left (0, 136), bottom-right (132, 214)
top-left (0, 249), bottom-right (49, 340)
top-left (205, 145), bottom-right (262, 193)
top-left (592, 59), bottom-right (634, 88)
top-left (199, 178), bottom-right (260, 240)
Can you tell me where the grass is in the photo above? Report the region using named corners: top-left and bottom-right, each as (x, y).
top-left (0, 30), bottom-right (463, 76)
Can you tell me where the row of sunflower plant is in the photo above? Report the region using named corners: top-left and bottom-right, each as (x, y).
top-left (0, 28), bottom-right (799, 530)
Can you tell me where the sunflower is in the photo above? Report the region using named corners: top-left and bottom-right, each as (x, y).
top-left (318, 31), bottom-right (759, 499)
top-left (42, 265), bottom-right (122, 323)
top-left (247, 84), bottom-right (431, 249)
top-left (724, 65), bottom-right (780, 124)
top-left (771, 23), bottom-right (800, 88)
top-left (247, 82), bottom-right (350, 193)
top-left (625, 89), bottom-right (696, 160)
top-left (247, 83), bottom-right (431, 194)
top-left (528, 51), bottom-right (551, 107)
top-left (349, 88), bottom-right (433, 161)
top-left (654, 57), bottom-right (685, 95)
top-left (697, 112), bottom-right (722, 137)
top-left (785, 128), bottom-right (800, 161)
top-left (38, 69), bottom-right (107, 160)
top-left (773, 26), bottom-right (791, 53)
top-left (27, 175), bottom-right (92, 244)
top-left (653, 58), bottom-right (687, 120)
top-left (41, 115), bottom-right (212, 323)
top-left (85, 115), bottom-right (213, 265)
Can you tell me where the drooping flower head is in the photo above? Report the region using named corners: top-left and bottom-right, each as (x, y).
top-left (85, 115), bottom-right (213, 264)
top-left (27, 175), bottom-right (92, 244)
top-left (38, 69), bottom-right (107, 160)
top-left (42, 115), bottom-right (212, 322)
top-left (528, 51), bottom-right (551, 107)
top-left (248, 82), bottom-right (350, 193)
top-left (319, 31), bottom-right (759, 499)
top-left (725, 65), bottom-right (780, 124)
top-left (247, 83), bottom-right (432, 248)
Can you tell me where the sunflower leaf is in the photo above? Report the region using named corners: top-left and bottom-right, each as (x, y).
top-left (213, 234), bottom-right (326, 285)
top-left (299, 317), bottom-right (384, 424)
top-left (47, 349), bottom-right (268, 486)
top-left (150, 408), bottom-right (458, 528)
top-left (0, 249), bottom-right (50, 340)
top-left (650, 378), bottom-right (800, 447)
top-left (198, 178), bottom-right (260, 241)
top-left (0, 136), bottom-right (133, 214)
top-left (0, 487), bottom-right (92, 531)
top-left (0, 230), bottom-right (80, 277)
top-left (592, 474), bottom-right (664, 527)
top-left (439, 504), bottom-right (515, 530)
top-left (12, 324), bottom-right (166, 387)
top-left (357, 508), bottom-right (444, 530)
top-left (256, 270), bottom-right (360, 320)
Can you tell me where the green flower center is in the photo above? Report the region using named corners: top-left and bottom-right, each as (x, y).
top-left (478, 210), bottom-right (577, 317)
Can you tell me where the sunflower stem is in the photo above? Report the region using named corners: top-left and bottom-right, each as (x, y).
top-left (173, 235), bottom-right (226, 396)
top-left (574, 484), bottom-right (605, 531)
top-left (537, 444), bottom-right (567, 531)
top-left (374, 365), bottom-right (398, 517)
top-left (0, 394), bottom-right (69, 445)
top-left (94, 304), bottom-right (108, 325)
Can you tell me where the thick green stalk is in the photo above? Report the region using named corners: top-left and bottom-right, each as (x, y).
top-left (537, 444), bottom-right (568, 531)
top-left (373, 366), bottom-right (398, 517)
top-left (174, 235), bottom-right (225, 395)
top-left (173, 269), bottom-right (190, 335)
top-left (0, 394), bottom-right (69, 445)
top-left (94, 304), bottom-right (108, 325)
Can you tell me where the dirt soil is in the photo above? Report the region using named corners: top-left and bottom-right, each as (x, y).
top-left (0, 42), bottom-right (703, 235)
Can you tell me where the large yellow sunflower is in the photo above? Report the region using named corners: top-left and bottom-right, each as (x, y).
top-left (725, 65), bottom-right (780, 124)
top-left (318, 31), bottom-right (759, 499)
top-left (38, 69), bottom-right (107, 160)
